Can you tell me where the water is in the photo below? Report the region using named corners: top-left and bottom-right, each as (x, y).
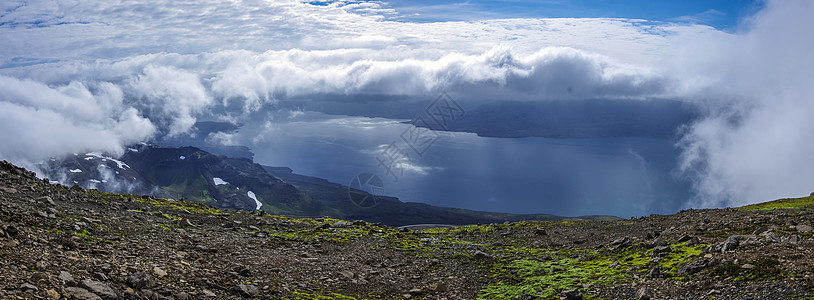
top-left (237, 111), bottom-right (692, 218)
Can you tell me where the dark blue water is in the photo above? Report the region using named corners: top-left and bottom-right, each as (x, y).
top-left (240, 112), bottom-right (692, 218)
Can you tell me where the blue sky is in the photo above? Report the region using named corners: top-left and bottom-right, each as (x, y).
top-left (378, 0), bottom-right (761, 30)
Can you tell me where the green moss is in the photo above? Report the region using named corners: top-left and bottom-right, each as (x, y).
top-left (709, 258), bottom-right (788, 281)
top-left (479, 241), bottom-right (708, 299)
top-left (739, 195), bottom-right (814, 211)
top-left (135, 196), bottom-right (221, 215)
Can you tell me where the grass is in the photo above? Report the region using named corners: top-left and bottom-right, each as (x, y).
top-left (739, 195), bottom-right (814, 211)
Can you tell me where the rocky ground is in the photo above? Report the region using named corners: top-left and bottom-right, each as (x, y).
top-left (1, 160), bottom-right (813, 299)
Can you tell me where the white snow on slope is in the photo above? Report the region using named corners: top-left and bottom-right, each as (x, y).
top-left (213, 177), bottom-right (228, 185)
top-left (85, 152), bottom-right (130, 169)
top-left (69, 169), bottom-right (82, 173)
top-left (247, 191), bottom-right (262, 211)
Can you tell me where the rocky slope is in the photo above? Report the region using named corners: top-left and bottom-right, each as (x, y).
top-left (2, 160), bottom-right (814, 299)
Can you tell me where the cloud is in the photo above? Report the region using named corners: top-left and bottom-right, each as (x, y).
top-left (129, 65), bottom-right (212, 136)
top-left (0, 76), bottom-right (155, 168)
top-left (675, 0), bottom-right (814, 207)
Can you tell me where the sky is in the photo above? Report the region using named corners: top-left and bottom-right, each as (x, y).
top-left (1, 0), bottom-right (813, 211)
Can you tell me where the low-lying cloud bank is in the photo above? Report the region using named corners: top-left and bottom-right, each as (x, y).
top-left (0, 0), bottom-right (812, 210)
top-left (675, 0), bottom-right (814, 208)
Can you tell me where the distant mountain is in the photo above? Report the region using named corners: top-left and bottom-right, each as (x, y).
top-left (39, 145), bottom-right (620, 226)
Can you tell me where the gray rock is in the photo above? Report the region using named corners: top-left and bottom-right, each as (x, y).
top-left (648, 267), bottom-right (662, 278)
top-left (79, 280), bottom-right (118, 300)
top-left (741, 263), bottom-right (755, 269)
top-left (233, 284), bottom-right (258, 298)
top-left (30, 272), bottom-right (50, 283)
top-left (645, 238), bottom-right (667, 249)
top-left (535, 228), bottom-right (547, 235)
top-left (677, 259), bottom-right (719, 275)
top-left (637, 287), bottom-right (652, 300)
top-left (126, 272), bottom-right (155, 289)
top-left (332, 221), bottom-right (351, 228)
top-left (64, 287), bottom-right (102, 300)
top-left (408, 288), bottom-right (423, 296)
top-left (558, 289), bottom-right (583, 300)
top-left (232, 265), bottom-right (252, 277)
top-left (611, 237), bottom-right (631, 247)
top-left (58, 270), bottom-right (74, 282)
top-left (722, 235), bottom-right (744, 252)
top-left (21, 283), bottom-right (38, 293)
top-left (473, 250), bottom-right (493, 259)
top-left (653, 245), bottom-right (671, 254)
top-left (796, 225), bottom-right (813, 233)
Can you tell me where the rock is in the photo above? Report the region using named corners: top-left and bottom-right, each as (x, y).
top-left (332, 221), bottom-right (351, 228)
top-left (79, 280), bottom-right (119, 300)
top-left (645, 239), bottom-right (667, 249)
top-left (21, 283), bottom-right (38, 292)
top-left (535, 228), bottom-right (547, 235)
top-left (338, 270), bottom-right (354, 279)
top-left (45, 289), bottom-right (60, 299)
top-left (678, 259), bottom-right (720, 275)
top-left (30, 272), bottom-right (50, 283)
top-left (64, 287), bottom-right (102, 300)
top-left (473, 250), bottom-right (493, 259)
top-left (722, 235), bottom-right (743, 252)
top-left (611, 237), bottom-right (631, 247)
top-left (796, 225), bottom-right (813, 233)
top-left (677, 234), bottom-right (693, 243)
top-left (648, 267), bottom-right (662, 278)
top-left (637, 287), bottom-right (652, 300)
top-left (233, 284), bottom-right (258, 298)
top-left (645, 231), bottom-right (660, 239)
top-left (201, 289), bottom-right (216, 297)
top-left (408, 288), bottom-right (423, 296)
top-left (653, 245), bottom-right (671, 255)
top-left (153, 266), bottom-right (168, 277)
top-left (58, 270), bottom-right (75, 282)
top-left (232, 265), bottom-right (252, 277)
top-left (402, 294), bottom-right (413, 299)
top-left (782, 235), bottom-right (802, 244)
top-left (127, 272), bottom-right (155, 289)
top-left (175, 292), bottom-right (190, 300)
top-left (427, 283), bottom-right (447, 292)
top-left (558, 289), bottom-right (583, 300)
top-left (753, 226), bottom-right (769, 235)
top-left (742, 263), bottom-right (755, 269)
top-left (38, 196), bottom-right (55, 205)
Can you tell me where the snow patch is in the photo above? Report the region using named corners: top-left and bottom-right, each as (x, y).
top-left (85, 152), bottom-right (130, 169)
top-left (213, 177), bottom-right (229, 185)
top-left (69, 169), bottom-right (82, 173)
top-left (49, 180), bottom-right (59, 184)
top-left (247, 191), bottom-right (262, 210)
top-left (89, 179), bottom-right (101, 183)
top-left (128, 148), bottom-right (139, 152)
top-left (180, 156), bottom-right (186, 160)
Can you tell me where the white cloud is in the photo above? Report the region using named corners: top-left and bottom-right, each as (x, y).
top-left (676, 0), bottom-right (814, 208)
top-left (0, 76), bottom-right (155, 167)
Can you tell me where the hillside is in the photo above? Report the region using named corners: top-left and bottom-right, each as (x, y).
top-left (37, 145), bottom-right (616, 226)
top-left (2, 160), bottom-right (814, 299)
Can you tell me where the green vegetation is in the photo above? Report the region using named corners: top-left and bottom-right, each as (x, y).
top-left (739, 195), bottom-right (814, 211)
top-left (710, 258), bottom-right (787, 281)
top-left (479, 241), bottom-right (707, 299)
top-left (135, 196), bottom-right (221, 215)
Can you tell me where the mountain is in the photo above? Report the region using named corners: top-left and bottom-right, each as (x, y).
top-left (2, 160), bottom-right (813, 299)
top-left (39, 145), bottom-right (618, 226)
